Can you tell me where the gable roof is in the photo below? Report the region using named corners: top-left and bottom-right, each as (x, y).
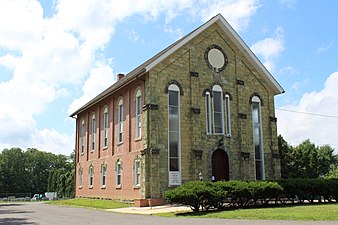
top-left (70, 14), bottom-right (284, 117)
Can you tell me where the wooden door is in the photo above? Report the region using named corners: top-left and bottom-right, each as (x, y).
top-left (212, 149), bottom-right (229, 181)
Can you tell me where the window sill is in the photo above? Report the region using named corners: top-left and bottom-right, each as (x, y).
top-left (134, 137), bottom-right (142, 142)
top-left (101, 185), bottom-right (106, 189)
top-left (90, 150), bottom-right (94, 153)
top-left (80, 153), bottom-right (84, 156)
top-left (115, 185), bottom-right (122, 189)
top-left (226, 134), bottom-right (231, 138)
top-left (78, 186), bottom-right (82, 189)
top-left (117, 142), bottom-right (123, 146)
top-left (133, 185), bottom-right (141, 189)
top-left (102, 146), bottom-right (108, 150)
top-left (89, 186), bottom-right (93, 189)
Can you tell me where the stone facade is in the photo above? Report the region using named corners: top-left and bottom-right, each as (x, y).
top-left (71, 14), bottom-right (283, 206)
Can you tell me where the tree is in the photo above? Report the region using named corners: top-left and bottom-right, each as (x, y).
top-left (279, 137), bottom-right (337, 179)
top-left (317, 145), bottom-right (336, 177)
top-left (278, 135), bottom-right (294, 178)
top-left (0, 147), bottom-right (74, 196)
top-left (0, 148), bottom-right (29, 193)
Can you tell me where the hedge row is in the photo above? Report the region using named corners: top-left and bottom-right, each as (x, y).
top-left (164, 179), bottom-right (338, 212)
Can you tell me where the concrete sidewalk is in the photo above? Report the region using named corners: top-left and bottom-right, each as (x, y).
top-left (106, 204), bottom-right (191, 215)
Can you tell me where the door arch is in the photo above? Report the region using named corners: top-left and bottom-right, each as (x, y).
top-left (212, 149), bottom-right (229, 181)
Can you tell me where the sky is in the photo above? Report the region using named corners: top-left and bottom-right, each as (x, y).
top-left (1, 0), bottom-right (338, 156)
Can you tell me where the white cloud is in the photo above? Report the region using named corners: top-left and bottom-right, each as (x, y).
top-left (0, 0), bottom-right (43, 51)
top-left (0, 0), bottom-right (261, 154)
top-left (317, 39), bottom-right (335, 54)
top-left (0, 54), bottom-right (20, 69)
top-left (68, 63), bottom-right (115, 115)
top-left (277, 71), bottom-right (338, 153)
top-left (199, 0), bottom-right (260, 31)
top-left (251, 27), bottom-right (285, 72)
top-left (279, 0), bottom-right (297, 9)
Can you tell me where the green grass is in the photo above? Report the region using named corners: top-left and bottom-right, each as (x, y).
top-left (158, 204), bottom-right (338, 221)
top-left (47, 198), bottom-right (132, 209)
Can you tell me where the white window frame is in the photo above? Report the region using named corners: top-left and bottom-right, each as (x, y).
top-left (134, 159), bottom-right (141, 187)
top-left (103, 107), bottom-right (108, 148)
top-left (101, 164), bottom-right (106, 187)
top-left (89, 166), bottom-right (94, 188)
top-left (118, 98), bottom-right (123, 144)
top-left (135, 90), bottom-right (142, 139)
top-left (168, 84), bottom-right (181, 186)
top-left (225, 94), bottom-right (231, 136)
top-left (116, 161), bottom-right (122, 187)
top-left (80, 119), bottom-right (85, 154)
top-left (252, 96), bottom-right (265, 180)
top-left (91, 114), bottom-right (96, 151)
top-left (205, 91), bottom-right (212, 134)
top-left (212, 85), bottom-right (224, 134)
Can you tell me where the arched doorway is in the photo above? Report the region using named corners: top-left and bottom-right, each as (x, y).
top-left (212, 149), bottom-right (229, 181)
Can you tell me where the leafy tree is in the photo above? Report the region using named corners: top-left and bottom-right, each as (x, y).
top-left (0, 148), bottom-right (29, 193)
top-left (278, 135), bottom-right (294, 178)
top-left (279, 137), bottom-right (337, 179)
top-left (317, 145), bottom-right (336, 177)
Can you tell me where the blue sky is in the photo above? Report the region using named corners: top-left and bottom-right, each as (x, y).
top-left (1, 0), bottom-right (338, 155)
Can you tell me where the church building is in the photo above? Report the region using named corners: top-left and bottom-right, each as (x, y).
top-left (70, 14), bottom-right (284, 206)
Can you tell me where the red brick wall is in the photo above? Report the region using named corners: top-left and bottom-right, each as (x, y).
top-left (75, 79), bottom-right (145, 200)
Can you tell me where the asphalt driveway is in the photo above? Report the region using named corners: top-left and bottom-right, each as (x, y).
top-left (0, 202), bottom-right (336, 225)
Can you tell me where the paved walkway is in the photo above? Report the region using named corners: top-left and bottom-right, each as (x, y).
top-left (107, 204), bottom-right (191, 214)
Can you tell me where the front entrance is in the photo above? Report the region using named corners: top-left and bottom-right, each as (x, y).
top-left (212, 149), bottom-right (229, 181)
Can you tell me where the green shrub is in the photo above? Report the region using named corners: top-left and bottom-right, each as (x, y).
top-left (164, 181), bottom-right (220, 212)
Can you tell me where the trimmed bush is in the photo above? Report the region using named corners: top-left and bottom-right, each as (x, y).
top-left (164, 181), bottom-right (221, 212)
top-left (164, 179), bottom-right (336, 212)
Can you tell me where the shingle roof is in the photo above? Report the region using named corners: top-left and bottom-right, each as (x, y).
top-left (70, 14), bottom-right (284, 117)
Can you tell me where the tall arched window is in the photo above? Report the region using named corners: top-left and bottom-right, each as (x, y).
top-left (116, 160), bottom-right (122, 186)
top-left (205, 91), bottom-right (211, 134)
top-left (212, 85), bottom-right (224, 134)
top-left (103, 107), bottom-right (108, 147)
top-left (225, 94), bottom-right (231, 136)
top-left (168, 84), bottom-right (181, 186)
top-left (101, 164), bottom-right (106, 187)
top-left (91, 113), bottom-right (96, 151)
top-left (252, 96), bottom-right (264, 180)
top-left (80, 119), bottom-right (85, 154)
top-left (78, 168), bottom-right (83, 187)
top-left (118, 98), bottom-right (123, 143)
top-left (135, 89), bottom-right (142, 139)
top-left (89, 166), bottom-right (94, 188)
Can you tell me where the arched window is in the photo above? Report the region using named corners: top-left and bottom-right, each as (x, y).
top-left (101, 164), bottom-right (106, 187)
top-left (103, 107), bottom-right (108, 147)
top-left (116, 160), bottom-right (122, 186)
top-left (89, 166), bottom-right (94, 187)
top-left (212, 85), bottom-right (224, 134)
top-left (80, 119), bottom-right (85, 154)
top-left (78, 168), bottom-right (83, 187)
top-left (205, 91), bottom-right (211, 134)
top-left (252, 96), bottom-right (264, 180)
top-left (135, 89), bottom-right (142, 139)
top-left (134, 159), bottom-right (141, 186)
top-left (118, 98), bottom-right (124, 143)
top-left (91, 113), bottom-right (96, 151)
top-left (225, 94), bottom-right (231, 136)
top-left (168, 84), bottom-right (181, 186)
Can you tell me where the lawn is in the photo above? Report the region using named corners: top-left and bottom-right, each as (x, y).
top-left (47, 198), bottom-right (132, 210)
top-left (158, 204), bottom-right (338, 221)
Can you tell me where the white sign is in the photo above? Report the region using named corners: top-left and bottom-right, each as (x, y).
top-left (169, 171), bottom-right (181, 186)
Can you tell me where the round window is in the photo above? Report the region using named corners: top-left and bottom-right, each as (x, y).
top-left (205, 45), bottom-right (228, 73)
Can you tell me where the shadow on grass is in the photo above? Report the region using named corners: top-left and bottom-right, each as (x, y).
top-left (173, 202), bottom-right (337, 217)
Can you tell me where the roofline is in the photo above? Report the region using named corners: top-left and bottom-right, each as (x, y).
top-left (145, 14), bottom-right (284, 95)
top-left (70, 68), bottom-right (146, 118)
top-left (70, 14), bottom-right (284, 118)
